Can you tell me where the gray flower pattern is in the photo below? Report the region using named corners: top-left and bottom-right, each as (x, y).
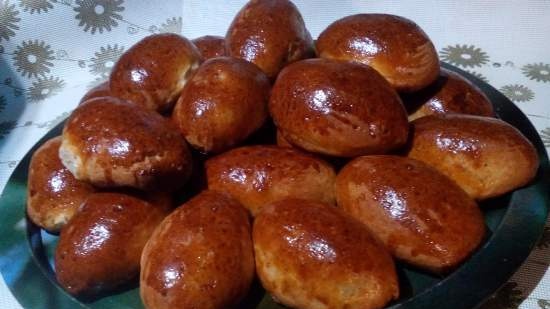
top-left (74, 0), bottom-right (124, 34)
top-left (88, 44), bottom-right (124, 77)
top-left (480, 282), bottom-right (525, 309)
top-left (499, 84), bottom-right (534, 103)
top-left (539, 299), bottom-right (550, 309)
top-left (0, 0), bottom-right (21, 42)
top-left (159, 16), bottom-right (182, 34)
top-left (36, 111), bottom-right (69, 129)
top-left (18, 0), bottom-right (54, 14)
top-left (27, 75), bottom-right (65, 102)
top-left (440, 44), bottom-right (490, 68)
top-left (522, 63), bottom-right (550, 83)
top-left (0, 120), bottom-right (16, 139)
top-left (542, 127), bottom-right (550, 148)
top-left (466, 70), bottom-right (488, 83)
top-left (12, 39), bottom-right (55, 78)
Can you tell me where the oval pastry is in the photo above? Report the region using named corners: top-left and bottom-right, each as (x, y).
top-left (226, 0), bottom-right (314, 79)
top-left (254, 199), bottom-right (399, 309)
top-left (55, 192), bottom-right (169, 297)
top-left (27, 136), bottom-right (96, 233)
top-left (110, 33), bottom-right (201, 113)
top-left (407, 114), bottom-right (539, 199)
top-left (336, 155), bottom-right (485, 273)
top-left (192, 35), bottom-right (226, 60)
top-left (269, 58), bottom-right (409, 157)
top-left (205, 145), bottom-right (336, 215)
top-left (140, 190), bottom-right (254, 309)
top-left (60, 97), bottom-right (192, 191)
top-left (316, 14), bottom-right (439, 92)
top-left (172, 57), bottom-right (270, 153)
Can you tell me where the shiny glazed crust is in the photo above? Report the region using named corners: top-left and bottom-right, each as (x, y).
top-left (336, 155), bottom-right (485, 273)
top-left (140, 190), bottom-right (254, 309)
top-left (269, 58), bottom-right (409, 157)
top-left (192, 35), bottom-right (226, 60)
top-left (316, 14), bottom-right (439, 92)
top-left (226, 0), bottom-right (314, 79)
top-left (60, 97), bottom-right (192, 191)
top-left (253, 199), bottom-right (399, 309)
top-left (27, 136), bottom-right (96, 233)
top-left (407, 114), bottom-right (539, 199)
top-left (205, 145), bottom-right (336, 215)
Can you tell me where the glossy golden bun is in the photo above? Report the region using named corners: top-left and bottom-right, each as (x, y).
top-left (270, 58), bottom-right (409, 157)
top-left (140, 190), bottom-right (254, 309)
top-left (60, 97), bottom-right (192, 191)
top-left (316, 14), bottom-right (439, 92)
top-left (254, 199), bottom-right (399, 309)
top-left (276, 130), bottom-right (293, 148)
top-left (336, 155), bottom-right (485, 273)
top-left (27, 136), bottom-right (96, 233)
top-left (110, 33), bottom-right (201, 113)
top-left (407, 114), bottom-right (539, 199)
top-left (226, 0), bottom-right (313, 79)
top-left (205, 145), bottom-right (336, 215)
top-left (405, 68), bottom-right (495, 121)
top-left (79, 81), bottom-right (114, 105)
top-left (172, 57), bottom-right (270, 153)
top-left (191, 35), bottom-right (226, 60)
top-left (55, 192), bottom-right (168, 297)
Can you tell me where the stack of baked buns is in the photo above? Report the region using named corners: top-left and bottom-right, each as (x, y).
top-left (26, 1), bottom-right (539, 308)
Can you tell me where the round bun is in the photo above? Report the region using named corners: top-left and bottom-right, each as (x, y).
top-left (172, 57), bottom-right (270, 153)
top-left (55, 192), bottom-right (168, 297)
top-left (276, 130), bottom-right (293, 148)
top-left (205, 145), bottom-right (336, 215)
top-left (110, 33), bottom-right (201, 113)
top-left (253, 199), bottom-right (399, 309)
top-left (27, 136), bottom-right (96, 233)
top-left (60, 97), bottom-right (192, 191)
top-left (226, 0), bottom-right (313, 79)
top-left (140, 190), bottom-right (254, 309)
top-left (191, 35), bottom-right (226, 60)
top-left (407, 114), bottom-right (539, 199)
top-left (79, 81), bottom-right (114, 105)
top-left (405, 68), bottom-right (495, 121)
top-left (270, 58), bottom-right (409, 157)
top-left (336, 155), bottom-right (485, 273)
top-left (316, 14), bottom-right (439, 92)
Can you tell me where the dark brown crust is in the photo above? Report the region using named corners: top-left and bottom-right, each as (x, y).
top-left (110, 33), bottom-right (201, 113)
top-left (79, 81), bottom-right (114, 105)
top-left (226, 0), bottom-right (314, 79)
top-left (62, 97), bottom-right (192, 191)
top-left (55, 192), bottom-right (168, 297)
top-left (405, 68), bottom-right (495, 120)
top-left (253, 199), bottom-right (399, 309)
top-left (269, 58), bottom-right (409, 157)
top-left (140, 190), bottom-right (254, 309)
top-left (192, 35), bottom-right (226, 60)
top-left (407, 114), bottom-right (539, 199)
top-left (316, 14), bottom-right (439, 92)
top-left (205, 145), bottom-right (336, 215)
top-left (172, 57), bottom-right (270, 153)
top-left (336, 155), bottom-right (485, 273)
top-left (27, 136), bottom-right (96, 233)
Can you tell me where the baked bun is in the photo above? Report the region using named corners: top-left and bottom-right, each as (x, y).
top-left (254, 199), bottom-right (399, 309)
top-left (172, 57), bottom-right (270, 153)
top-left (191, 35), bottom-right (226, 60)
top-left (140, 190), bottom-right (254, 309)
top-left (336, 155), bottom-right (485, 273)
top-left (407, 114), bottom-right (539, 199)
top-left (27, 136), bottom-right (96, 233)
top-left (55, 192), bottom-right (169, 297)
top-left (60, 97), bottom-right (192, 191)
top-left (276, 130), bottom-right (293, 148)
top-left (405, 68), bottom-right (495, 121)
top-left (205, 145), bottom-right (336, 215)
top-left (316, 14), bottom-right (439, 92)
top-left (79, 81), bottom-right (114, 105)
top-left (269, 58), bottom-right (409, 157)
top-left (226, 0), bottom-right (313, 79)
top-left (110, 33), bottom-right (201, 113)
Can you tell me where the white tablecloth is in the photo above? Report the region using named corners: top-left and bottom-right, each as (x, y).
top-left (0, 1), bottom-right (548, 308)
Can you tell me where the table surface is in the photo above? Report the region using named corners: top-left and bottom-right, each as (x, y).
top-left (0, 1), bottom-right (549, 309)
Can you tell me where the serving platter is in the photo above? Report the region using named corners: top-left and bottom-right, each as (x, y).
top-left (0, 63), bottom-right (548, 309)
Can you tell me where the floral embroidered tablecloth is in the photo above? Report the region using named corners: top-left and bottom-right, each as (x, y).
top-left (0, 1), bottom-right (548, 309)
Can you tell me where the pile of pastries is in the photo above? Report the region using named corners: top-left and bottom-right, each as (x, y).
top-left (26, 1), bottom-right (539, 309)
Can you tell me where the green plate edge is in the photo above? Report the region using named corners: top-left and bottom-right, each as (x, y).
top-left (0, 62), bottom-right (548, 309)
